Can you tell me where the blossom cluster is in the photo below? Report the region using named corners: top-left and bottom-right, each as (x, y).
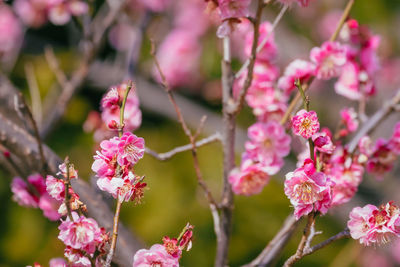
top-left (11, 174), bottom-right (61, 221)
top-left (13, 0), bottom-right (88, 27)
top-left (133, 223), bottom-right (193, 266)
top-left (348, 202), bottom-right (400, 246)
top-left (58, 212), bottom-right (109, 266)
top-left (92, 131), bottom-right (146, 202)
top-left (84, 82), bottom-right (142, 142)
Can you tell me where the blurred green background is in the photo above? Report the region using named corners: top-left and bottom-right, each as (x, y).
top-left (2, 0), bottom-right (400, 266)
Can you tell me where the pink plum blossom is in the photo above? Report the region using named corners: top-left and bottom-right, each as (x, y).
top-left (245, 21), bottom-right (278, 62)
top-left (46, 175), bottom-right (65, 201)
top-left (366, 138), bottom-right (397, 180)
top-left (328, 161), bottom-right (364, 206)
top-left (310, 41), bottom-right (347, 80)
top-left (218, 0), bottom-right (250, 21)
top-left (244, 121), bottom-right (291, 174)
top-left (100, 82), bottom-right (142, 133)
top-left (49, 258), bottom-right (67, 267)
top-left (104, 172), bottom-right (147, 203)
top-left (388, 122), bottom-right (400, 155)
top-left (154, 30), bottom-right (201, 88)
top-left (92, 136), bottom-right (121, 180)
top-left (340, 107), bottom-right (359, 134)
top-left (0, 5), bottom-right (22, 56)
top-left (117, 132), bottom-right (145, 166)
top-left (64, 247), bottom-right (92, 267)
top-left (284, 160), bottom-right (333, 219)
top-left (277, 59), bottom-right (316, 95)
top-left (57, 162), bottom-right (78, 179)
top-left (39, 193), bottom-right (62, 221)
top-left (291, 109), bottom-right (320, 139)
top-left (312, 132), bottom-right (335, 154)
top-left (348, 202), bottom-right (400, 246)
top-left (228, 161), bottom-right (271, 196)
top-left (334, 61), bottom-right (361, 100)
top-left (133, 244), bottom-right (179, 267)
top-left (11, 177), bottom-right (39, 208)
top-left (58, 212), bottom-right (104, 254)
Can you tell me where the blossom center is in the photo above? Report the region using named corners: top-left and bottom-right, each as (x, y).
top-left (75, 224), bottom-right (86, 242)
top-left (293, 182), bottom-right (316, 203)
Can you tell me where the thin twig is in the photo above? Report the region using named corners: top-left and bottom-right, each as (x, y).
top-left (233, 0), bottom-right (265, 114)
top-left (64, 157), bottom-right (74, 221)
top-left (150, 40), bottom-right (218, 207)
top-left (348, 88), bottom-right (400, 153)
top-left (118, 82), bottom-right (133, 137)
top-left (44, 47), bottom-right (68, 86)
top-left (242, 214), bottom-right (300, 267)
top-left (283, 213), bottom-right (316, 267)
top-left (145, 133), bottom-right (222, 161)
top-left (302, 229), bottom-right (350, 257)
top-left (16, 93), bottom-right (47, 175)
top-left (105, 198), bottom-right (122, 267)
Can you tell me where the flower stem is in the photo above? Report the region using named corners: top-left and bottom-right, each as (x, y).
top-left (105, 198), bottom-right (122, 267)
top-left (118, 81), bottom-right (133, 138)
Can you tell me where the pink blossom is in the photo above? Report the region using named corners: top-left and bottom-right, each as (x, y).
top-left (244, 121), bottom-right (291, 174)
top-left (388, 122), bottom-right (400, 155)
top-left (277, 59), bottom-right (316, 95)
top-left (57, 162), bottom-right (78, 179)
top-left (291, 109), bottom-right (320, 139)
top-left (312, 132), bottom-right (335, 154)
top-left (100, 82), bottom-right (142, 133)
top-left (11, 177), bottom-right (39, 208)
top-left (101, 87), bottom-right (120, 109)
top-left (328, 162), bottom-right (364, 206)
top-left (284, 161), bottom-right (333, 219)
top-left (133, 244), bottom-right (179, 267)
top-left (348, 202), bottom-right (400, 246)
top-left (228, 161), bottom-right (270, 196)
top-left (58, 212), bottom-right (103, 254)
top-left (64, 247), bottom-right (92, 267)
top-left (162, 236), bottom-right (181, 258)
top-left (92, 136), bottom-right (122, 180)
top-left (310, 41), bottom-right (347, 80)
top-left (154, 30), bottom-right (201, 88)
top-left (49, 258), bottom-right (67, 267)
top-left (340, 107), bottom-right (359, 134)
top-left (366, 138), bottom-right (397, 180)
top-left (334, 61), bottom-right (362, 100)
top-left (245, 21), bottom-right (278, 62)
top-left (358, 136), bottom-right (374, 157)
top-left (360, 35), bottom-right (380, 76)
top-left (174, 0), bottom-right (210, 38)
top-left (117, 132), bottom-right (145, 165)
top-left (0, 5), bottom-right (22, 55)
top-left (348, 204), bottom-right (379, 246)
top-left (218, 0), bottom-right (250, 21)
top-left (245, 83), bottom-right (276, 112)
top-left (104, 172), bottom-right (147, 203)
top-left (39, 193), bottom-right (62, 221)
top-left (13, 0), bottom-right (47, 28)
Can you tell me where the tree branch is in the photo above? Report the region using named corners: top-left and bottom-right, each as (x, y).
top-left (145, 133), bottom-right (222, 161)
